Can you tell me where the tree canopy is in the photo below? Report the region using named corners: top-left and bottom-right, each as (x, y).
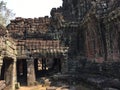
top-left (0, 0), bottom-right (15, 26)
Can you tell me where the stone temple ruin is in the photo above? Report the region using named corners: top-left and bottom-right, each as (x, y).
top-left (0, 0), bottom-right (120, 90)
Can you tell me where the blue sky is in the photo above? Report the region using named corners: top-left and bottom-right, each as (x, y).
top-left (4, 0), bottom-right (62, 18)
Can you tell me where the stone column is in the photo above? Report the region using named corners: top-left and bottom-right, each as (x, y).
top-left (61, 54), bottom-right (68, 74)
top-left (27, 57), bottom-right (36, 86)
top-left (12, 57), bottom-right (17, 90)
top-left (0, 56), bottom-right (3, 78)
top-left (42, 58), bottom-right (46, 70)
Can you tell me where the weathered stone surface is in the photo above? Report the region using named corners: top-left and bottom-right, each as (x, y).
top-left (27, 57), bottom-right (36, 86)
top-left (0, 0), bottom-right (119, 89)
top-left (7, 16), bottom-right (50, 39)
top-left (0, 80), bottom-right (6, 90)
top-left (0, 25), bottom-right (17, 90)
top-left (50, 0), bottom-right (120, 73)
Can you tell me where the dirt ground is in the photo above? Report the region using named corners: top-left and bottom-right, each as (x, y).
top-left (18, 85), bottom-right (63, 90)
top-left (18, 85), bottom-right (46, 90)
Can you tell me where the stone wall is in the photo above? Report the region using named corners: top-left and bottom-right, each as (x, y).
top-left (52, 0), bottom-right (119, 60)
top-left (50, 0), bottom-right (120, 73)
top-left (7, 16), bottom-right (50, 39)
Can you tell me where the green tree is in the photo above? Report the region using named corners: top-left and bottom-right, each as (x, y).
top-left (0, 0), bottom-right (15, 26)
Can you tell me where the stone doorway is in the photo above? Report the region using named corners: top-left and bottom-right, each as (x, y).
top-left (17, 59), bottom-right (27, 86)
top-left (34, 58), bottom-right (47, 78)
top-left (35, 57), bottom-right (62, 78)
top-left (52, 58), bottom-right (61, 73)
top-left (1, 57), bottom-right (14, 87)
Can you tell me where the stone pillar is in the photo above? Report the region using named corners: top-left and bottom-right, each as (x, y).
top-left (0, 56), bottom-right (3, 78)
top-left (27, 57), bottom-right (36, 86)
top-left (61, 54), bottom-right (68, 74)
top-left (42, 58), bottom-right (46, 70)
top-left (12, 57), bottom-right (17, 90)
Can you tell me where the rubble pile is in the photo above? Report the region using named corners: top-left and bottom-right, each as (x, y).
top-left (7, 16), bottom-right (50, 39)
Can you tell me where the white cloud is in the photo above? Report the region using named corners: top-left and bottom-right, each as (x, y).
top-left (5, 0), bottom-right (62, 18)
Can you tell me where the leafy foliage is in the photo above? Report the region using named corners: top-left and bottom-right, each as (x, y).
top-left (0, 1), bottom-right (15, 26)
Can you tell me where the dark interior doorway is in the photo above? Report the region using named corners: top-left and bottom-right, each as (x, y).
top-left (34, 58), bottom-right (46, 78)
top-left (52, 58), bottom-right (61, 73)
top-left (35, 58), bottom-right (61, 78)
top-left (17, 59), bottom-right (27, 86)
top-left (1, 57), bottom-right (13, 86)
